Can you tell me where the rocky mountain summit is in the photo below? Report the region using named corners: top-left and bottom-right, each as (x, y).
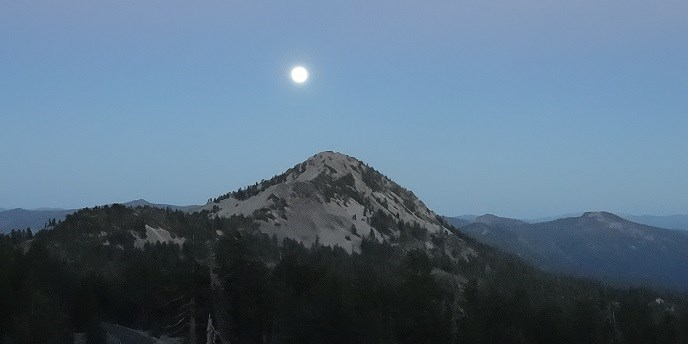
top-left (203, 151), bottom-right (469, 256)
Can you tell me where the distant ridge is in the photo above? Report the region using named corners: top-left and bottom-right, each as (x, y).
top-left (0, 199), bottom-right (201, 234)
top-left (450, 212), bottom-right (688, 230)
top-left (451, 211), bottom-right (688, 290)
top-left (0, 208), bottom-right (74, 234)
top-left (474, 213), bottom-right (527, 228)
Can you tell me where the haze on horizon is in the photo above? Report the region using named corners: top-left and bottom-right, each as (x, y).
top-left (1, 1), bottom-right (686, 219)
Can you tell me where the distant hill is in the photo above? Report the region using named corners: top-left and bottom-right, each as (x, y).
top-left (526, 213), bottom-right (584, 223)
top-left (474, 213), bottom-right (527, 228)
top-left (0, 200), bottom-right (201, 234)
top-left (455, 211), bottom-right (688, 290)
top-left (524, 213), bottom-right (688, 230)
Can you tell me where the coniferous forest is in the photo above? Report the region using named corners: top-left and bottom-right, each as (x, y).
top-left (1, 205), bottom-right (688, 343)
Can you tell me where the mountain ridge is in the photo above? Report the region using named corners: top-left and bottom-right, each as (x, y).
top-left (452, 211), bottom-right (688, 290)
top-left (0, 199), bottom-right (201, 234)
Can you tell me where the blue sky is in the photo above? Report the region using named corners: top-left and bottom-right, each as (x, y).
top-left (1, 0), bottom-right (686, 218)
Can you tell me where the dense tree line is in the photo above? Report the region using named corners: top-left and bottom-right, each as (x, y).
top-left (214, 229), bottom-right (688, 344)
top-left (1, 205), bottom-right (688, 343)
top-left (213, 162), bottom-right (309, 203)
top-left (0, 232), bottom-right (208, 343)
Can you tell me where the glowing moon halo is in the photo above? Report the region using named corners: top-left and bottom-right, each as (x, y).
top-left (291, 66), bottom-right (308, 84)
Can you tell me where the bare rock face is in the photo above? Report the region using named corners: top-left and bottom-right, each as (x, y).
top-left (203, 151), bottom-right (469, 255)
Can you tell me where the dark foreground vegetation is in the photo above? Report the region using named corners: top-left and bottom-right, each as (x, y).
top-left (1, 205), bottom-right (688, 343)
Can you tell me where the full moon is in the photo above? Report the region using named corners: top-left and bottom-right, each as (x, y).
top-left (290, 66), bottom-right (308, 84)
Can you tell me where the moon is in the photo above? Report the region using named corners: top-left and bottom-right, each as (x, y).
top-left (290, 66), bottom-right (308, 84)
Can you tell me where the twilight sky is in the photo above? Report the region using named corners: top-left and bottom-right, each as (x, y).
top-left (1, 0), bottom-right (687, 218)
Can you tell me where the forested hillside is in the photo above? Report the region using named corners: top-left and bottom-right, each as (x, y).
top-left (1, 205), bottom-right (687, 343)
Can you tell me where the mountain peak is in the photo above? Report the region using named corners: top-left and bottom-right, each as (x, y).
top-left (578, 211), bottom-right (657, 239)
top-left (203, 152), bottom-right (472, 256)
top-left (309, 150), bottom-right (356, 162)
top-left (474, 214), bottom-right (527, 228)
top-left (124, 199), bottom-right (152, 206)
top-left (581, 211), bottom-right (628, 224)
top-left (295, 151), bottom-right (363, 181)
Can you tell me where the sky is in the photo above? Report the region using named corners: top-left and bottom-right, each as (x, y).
top-left (1, 0), bottom-right (687, 218)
